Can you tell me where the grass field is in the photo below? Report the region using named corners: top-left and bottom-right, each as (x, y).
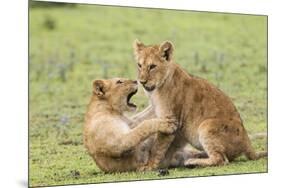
top-left (29, 2), bottom-right (267, 187)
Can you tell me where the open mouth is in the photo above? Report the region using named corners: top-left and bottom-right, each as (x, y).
top-left (127, 89), bottom-right (138, 108)
top-left (144, 85), bottom-right (156, 92)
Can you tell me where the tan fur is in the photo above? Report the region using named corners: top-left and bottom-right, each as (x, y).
top-left (83, 78), bottom-right (177, 172)
top-left (133, 40), bottom-right (267, 170)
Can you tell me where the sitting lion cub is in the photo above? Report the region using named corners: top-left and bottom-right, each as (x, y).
top-left (83, 78), bottom-right (176, 172)
top-left (133, 40), bottom-right (267, 170)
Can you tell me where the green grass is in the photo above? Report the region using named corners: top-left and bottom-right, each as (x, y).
top-left (29, 3), bottom-right (267, 187)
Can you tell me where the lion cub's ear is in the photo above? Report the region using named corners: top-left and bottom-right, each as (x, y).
top-left (133, 39), bottom-right (145, 56)
top-left (93, 80), bottom-right (105, 97)
top-left (159, 41), bottom-right (174, 61)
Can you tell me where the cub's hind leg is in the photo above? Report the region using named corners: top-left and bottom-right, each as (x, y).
top-left (184, 119), bottom-right (243, 168)
top-left (184, 136), bottom-right (228, 168)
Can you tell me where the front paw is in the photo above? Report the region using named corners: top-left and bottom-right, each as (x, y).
top-left (158, 118), bottom-right (177, 134)
top-left (137, 164), bottom-right (154, 172)
top-left (137, 161), bottom-right (159, 172)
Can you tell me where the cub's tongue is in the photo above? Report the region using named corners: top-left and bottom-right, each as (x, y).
top-left (127, 90), bottom-right (137, 108)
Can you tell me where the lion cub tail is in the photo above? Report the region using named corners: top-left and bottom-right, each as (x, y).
top-left (248, 132), bottom-right (267, 140)
top-left (244, 132), bottom-right (267, 160)
top-left (255, 151), bottom-right (268, 159)
top-left (245, 149), bottom-right (268, 160)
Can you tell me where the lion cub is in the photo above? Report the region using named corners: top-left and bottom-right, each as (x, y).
top-left (133, 40), bottom-right (267, 170)
top-left (83, 78), bottom-right (176, 172)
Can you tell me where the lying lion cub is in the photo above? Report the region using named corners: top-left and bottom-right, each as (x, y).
top-left (133, 40), bottom-right (267, 170)
top-left (83, 78), bottom-right (176, 172)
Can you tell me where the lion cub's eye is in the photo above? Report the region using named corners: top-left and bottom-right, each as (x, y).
top-left (137, 63), bottom-right (142, 68)
top-left (116, 80), bottom-right (124, 84)
top-left (149, 64), bottom-right (157, 70)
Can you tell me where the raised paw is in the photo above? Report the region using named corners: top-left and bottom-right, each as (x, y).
top-left (158, 118), bottom-right (177, 134)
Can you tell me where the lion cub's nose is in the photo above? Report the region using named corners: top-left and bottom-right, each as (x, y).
top-left (139, 80), bottom-right (147, 85)
top-left (133, 80), bottom-right (138, 84)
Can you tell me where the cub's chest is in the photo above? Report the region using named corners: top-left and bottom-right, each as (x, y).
top-left (150, 93), bottom-right (169, 118)
top-left (95, 118), bottom-right (130, 137)
top-left (112, 119), bottom-right (130, 133)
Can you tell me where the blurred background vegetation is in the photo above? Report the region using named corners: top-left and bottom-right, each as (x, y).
top-left (29, 1), bottom-right (267, 187)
